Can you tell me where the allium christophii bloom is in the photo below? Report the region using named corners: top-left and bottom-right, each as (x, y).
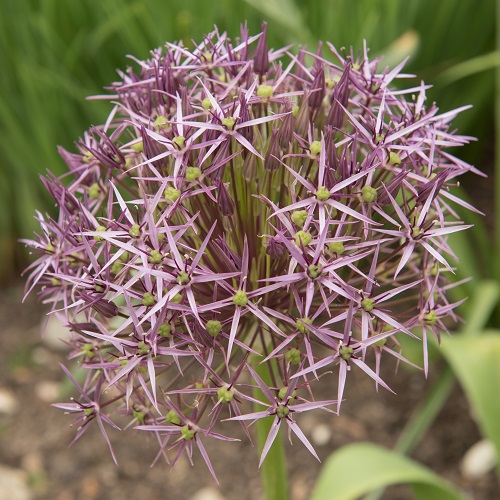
top-left (23, 24), bottom-right (481, 479)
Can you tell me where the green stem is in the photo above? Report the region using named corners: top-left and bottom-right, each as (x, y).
top-left (253, 360), bottom-right (288, 500)
top-left (395, 366), bottom-right (455, 455)
top-left (495, 0), bottom-right (500, 310)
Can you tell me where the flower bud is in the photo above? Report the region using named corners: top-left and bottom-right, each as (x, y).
top-left (254, 22), bottom-right (269, 77)
top-left (291, 210), bottom-right (309, 227)
top-left (285, 348), bottom-right (301, 365)
top-left (361, 185), bottom-right (377, 203)
top-left (142, 292), bottom-right (156, 306)
top-left (328, 241), bottom-right (345, 255)
top-left (158, 323), bottom-right (172, 338)
top-left (315, 186), bottom-right (330, 201)
top-left (257, 84), bottom-right (274, 98)
top-left (276, 405), bottom-right (290, 419)
top-left (165, 409), bottom-right (181, 425)
top-left (216, 181), bottom-right (235, 216)
top-left (217, 387), bottom-right (234, 403)
top-left (340, 345), bottom-right (354, 360)
top-left (232, 290), bottom-right (248, 307)
top-left (295, 230), bottom-right (312, 247)
top-left (296, 317), bottom-right (312, 333)
top-left (206, 320), bottom-right (222, 337)
top-left (129, 224), bottom-right (141, 238)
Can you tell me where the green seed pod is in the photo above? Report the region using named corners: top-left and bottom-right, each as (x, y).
top-left (165, 409), bottom-right (181, 425)
top-left (278, 387), bottom-right (297, 401)
top-left (82, 151), bottom-right (95, 164)
top-left (129, 224), bottom-right (141, 238)
top-left (286, 348), bottom-right (301, 365)
top-left (81, 343), bottom-right (95, 358)
top-left (257, 84), bottom-right (274, 98)
top-left (137, 341), bottom-right (149, 355)
top-left (361, 185), bottom-right (377, 203)
top-left (148, 249), bottom-right (163, 264)
top-left (170, 293), bottom-right (182, 304)
top-left (294, 230), bottom-right (312, 247)
top-left (315, 186), bottom-right (330, 201)
top-left (388, 151), bottom-right (401, 165)
top-left (142, 292), bottom-right (156, 306)
top-left (133, 409), bottom-right (146, 424)
top-left (222, 117), bottom-right (235, 130)
top-left (291, 210), bottom-right (308, 227)
top-left (111, 260), bottom-right (123, 275)
top-left (340, 345), bottom-right (354, 360)
top-left (328, 241), bottom-right (345, 255)
top-left (232, 290), bottom-right (248, 307)
top-left (310, 140), bottom-right (322, 156)
top-left (181, 425), bottom-right (196, 440)
top-left (176, 271), bottom-right (190, 285)
top-left (164, 186), bottom-right (181, 204)
top-left (424, 310), bottom-right (438, 326)
top-left (276, 405), bottom-right (290, 419)
top-left (296, 317), bottom-right (312, 333)
top-left (361, 297), bottom-right (375, 312)
top-left (185, 166), bottom-right (201, 182)
top-left (154, 115), bottom-right (169, 130)
top-left (131, 140), bottom-right (143, 153)
top-left (158, 323), bottom-right (172, 338)
top-left (206, 320), bottom-right (222, 337)
top-left (217, 386), bottom-right (234, 403)
top-left (172, 136), bottom-right (185, 149)
top-left (308, 264), bottom-right (322, 279)
top-left (88, 183), bottom-right (100, 199)
top-left (201, 97), bottom-right (212, 110)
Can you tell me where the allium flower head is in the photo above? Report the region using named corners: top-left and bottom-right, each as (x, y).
top-left (23, 24), bottom-right (480, 478)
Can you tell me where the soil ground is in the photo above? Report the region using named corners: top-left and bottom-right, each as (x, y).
top-left (0, 284), bottom-right (499, 500)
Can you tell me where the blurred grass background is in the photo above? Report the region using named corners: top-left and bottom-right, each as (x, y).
top-left (0, 0), bottom-right (495, 281)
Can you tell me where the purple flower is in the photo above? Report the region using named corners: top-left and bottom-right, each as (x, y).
top-left (23, 25), bottom-right (480, 478)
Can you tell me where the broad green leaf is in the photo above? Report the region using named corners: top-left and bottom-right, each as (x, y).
top-left (441, 332), bottom-right (500, 475)
top-left (437, 51), bottom-right (500, 86)
top-left (311, 442), bottom-right (467, 500)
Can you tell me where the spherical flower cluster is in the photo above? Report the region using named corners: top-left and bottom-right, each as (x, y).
top-left (23, 24), bottom-right (479, 478)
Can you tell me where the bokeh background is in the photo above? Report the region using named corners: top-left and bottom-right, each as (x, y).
top-left (0, 0), bottom-right (495, 281)
top-left (0, 1), bottom-right (498, 499)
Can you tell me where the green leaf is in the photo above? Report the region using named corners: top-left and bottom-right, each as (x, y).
top-left (441, 332), bottom-right (500, 476)
top-left (437, 51), bottom-right (500, 86)
top-left (311, 443), bottom-right (467, 500)
top-left (242, 0), bottom-right (315, 45)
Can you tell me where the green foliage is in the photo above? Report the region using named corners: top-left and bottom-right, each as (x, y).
top-left (442, 333), bottom-right (500, 477)
top-left (0, 0), bottom-right (494, 277)
top-left (311, 443), bottom-right (467, 500)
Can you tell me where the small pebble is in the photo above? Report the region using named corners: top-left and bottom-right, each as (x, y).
top-left (460, 439), bottom-right (497, 480)
top-left (190, 486), bottom-right (226, 500)
top-left (0, 388), bottom-right (19, 415)
top-left (41, 315), bottom-right (70, 351)
top-left (311, 423), bottom-right (332, 446)
top-left (0, 466), bottom-right (32, 500)
top-left (34, 381), bottom-right (60, 403)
